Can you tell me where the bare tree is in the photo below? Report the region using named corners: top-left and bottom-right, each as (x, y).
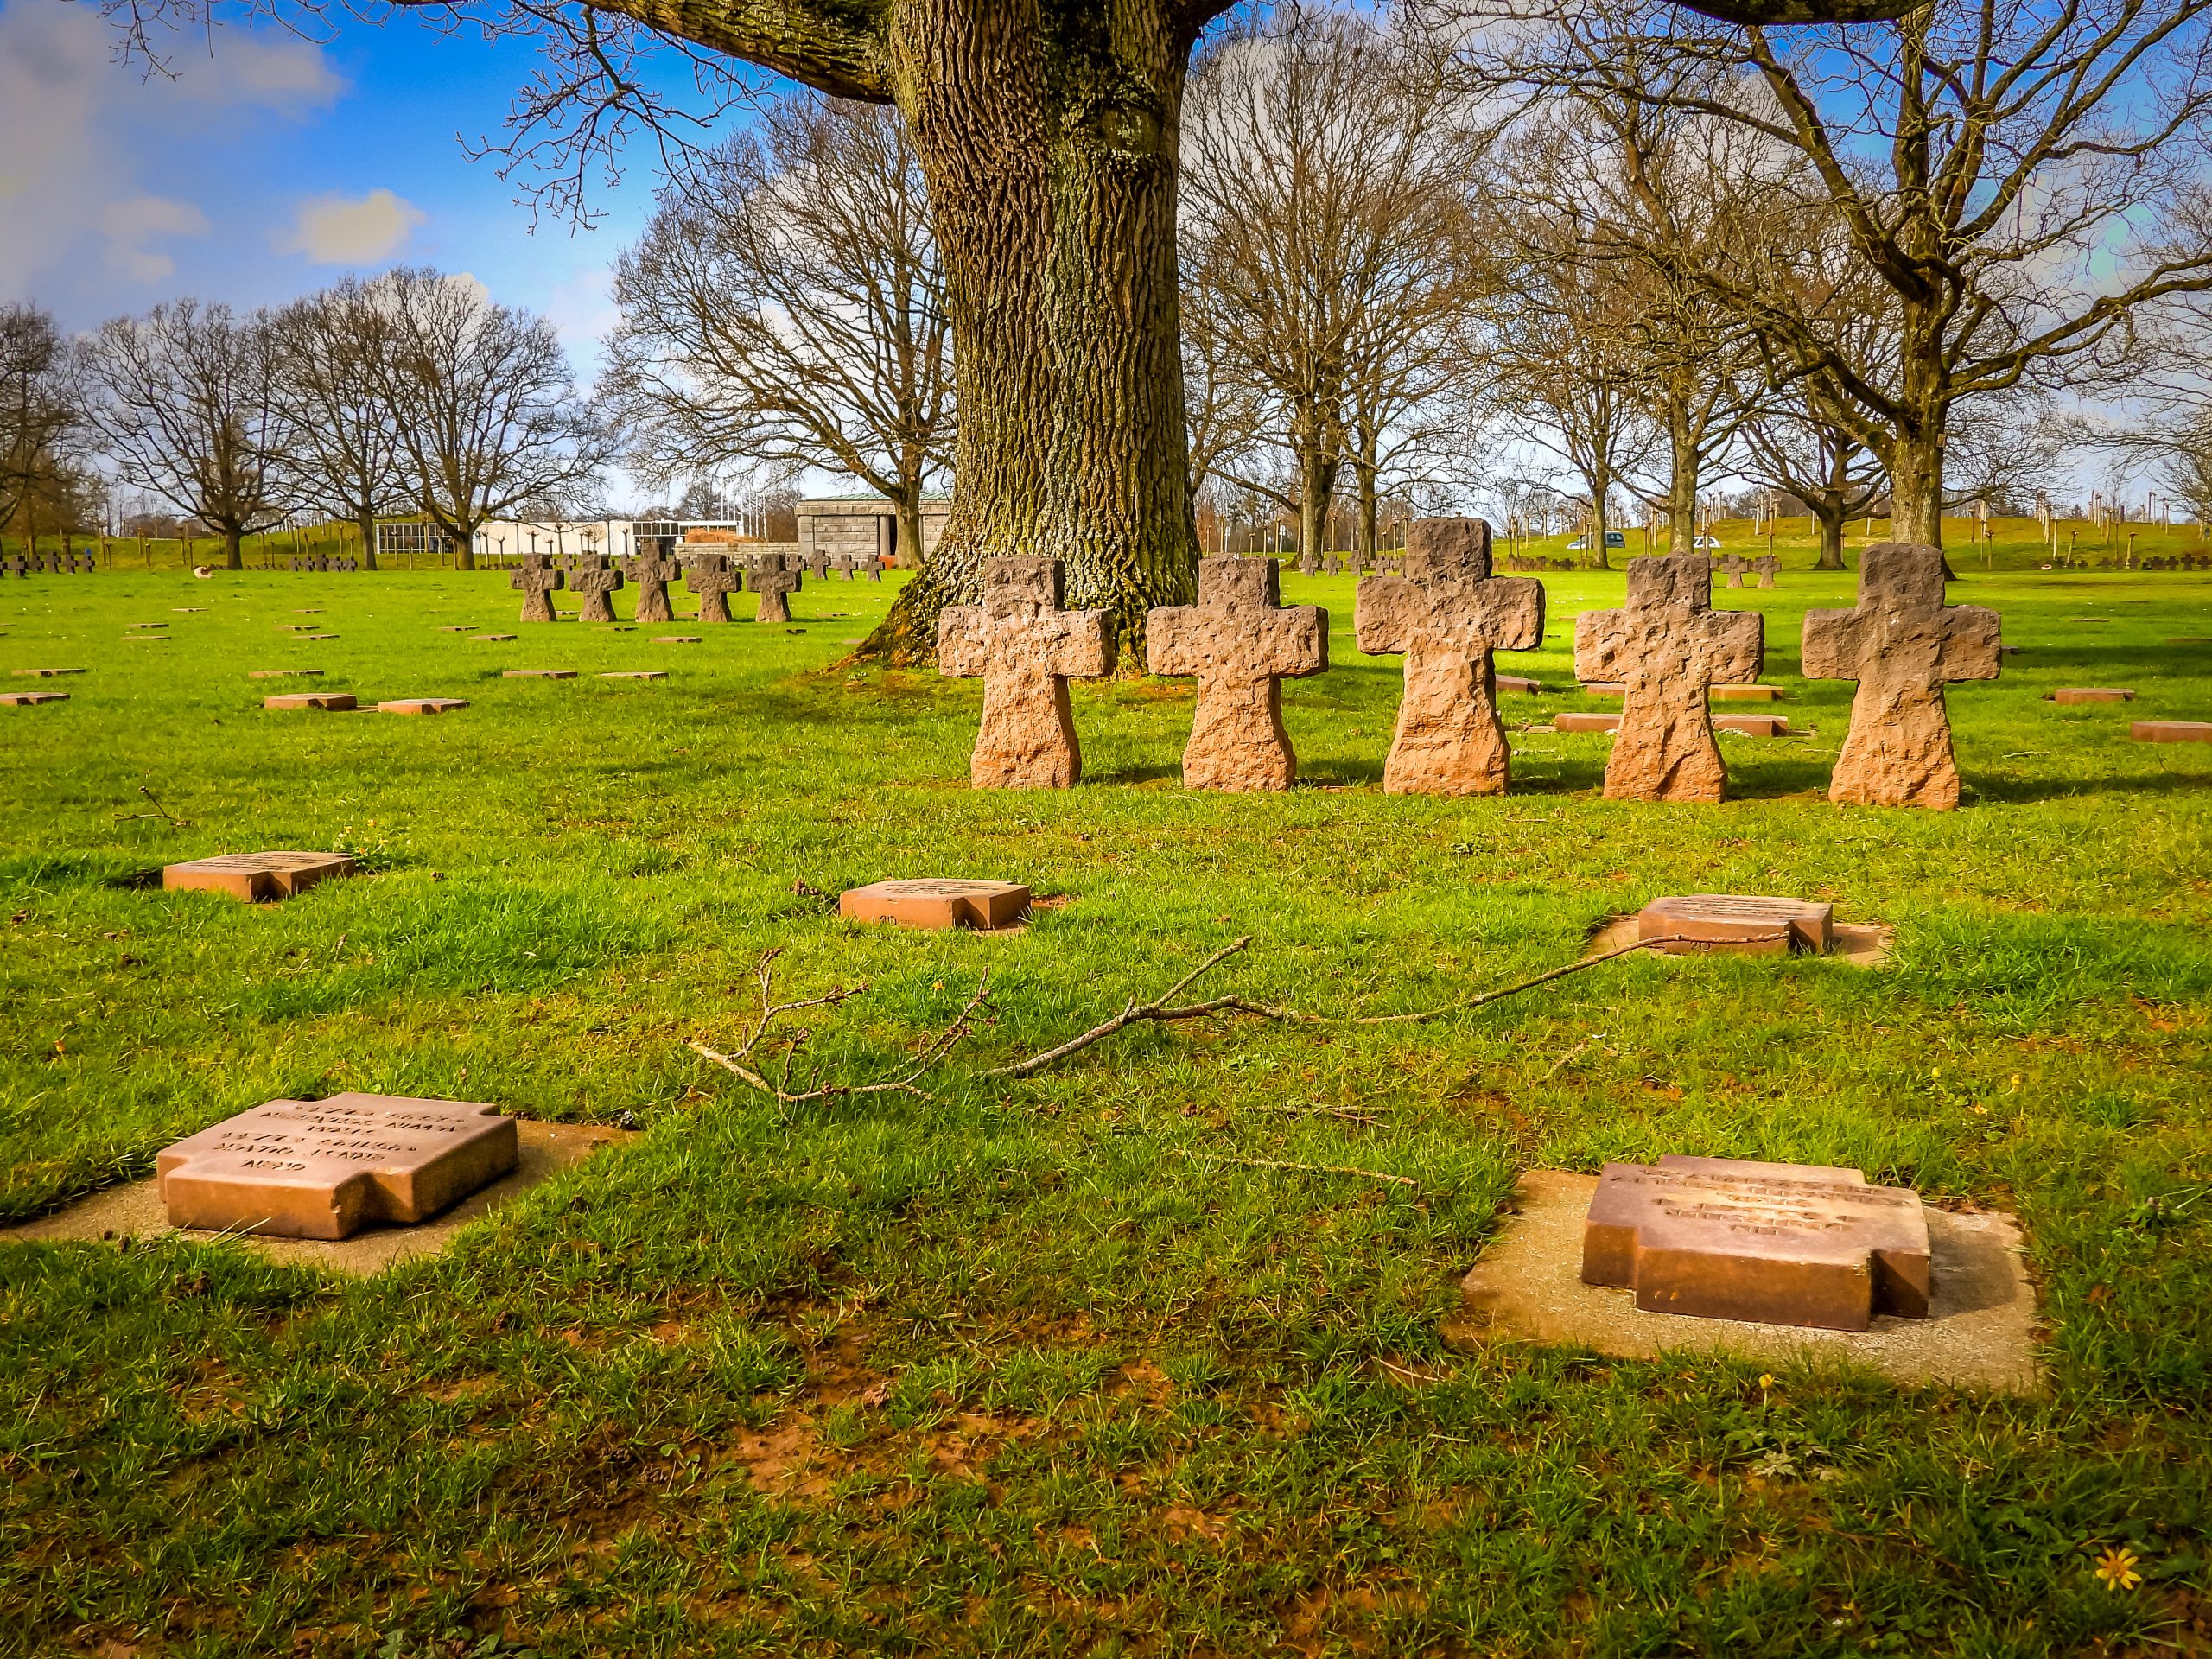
top-left (0, 304), bottom-right (86, 555)
top-left (1183, 13), bottom-right (1479, 566)
top-left (269, 280), bottom-right (407, 570)
top-left (1742, 387), bottom-right (1886, 569)
top-left (607, 92), bottom-right (952, 618)
top-left (1470, 0), bottom-right (2212, 546)
top-left (371, 269), bottom-right (609, 569)
top-left (79, 301), bottom-right (292, 570)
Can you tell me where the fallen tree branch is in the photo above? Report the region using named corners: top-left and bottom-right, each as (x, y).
top-left (690, 946), bottom-right (992, 1103)
top-left (978, 931), bottom-right (1701, 1079)
top-left (1173, 1148), bottom-right (1418, 1188)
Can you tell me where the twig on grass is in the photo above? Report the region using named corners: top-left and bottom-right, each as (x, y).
top-left (976, 932), bottom-right (1695, 1080)
top-left (1173, 1148), bottom-right (1418, 1188)
top-left (690, 946), bottom-right (993, 1104)
top-left (114, 786), bottom-right (185, 826)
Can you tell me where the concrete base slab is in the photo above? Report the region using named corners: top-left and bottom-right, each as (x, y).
top-left (1444, 1170), bottom-right (2041, 1395)
top-left (1588, 912), bottom-right (1892, 967)
top-left (0, 1121), bottom-right (632, 1275)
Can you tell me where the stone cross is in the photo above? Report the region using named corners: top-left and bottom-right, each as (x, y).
top-left (834, 553), bottom-right (857, 581)
top-left (1754, 554), bottom-right (1779, 588)
top-left (511, 555), bottom-right (563, 623)
top-left (622, 547), bottom-right (681, 623)
top-left (1146, 557), bottom-right (1328, 791)
top-left (748, 556), bottom-right (801, 624)
top-left (808, 550), bottom-right (831, 581)
top-left (1719, 553), bottom-right (1748, 588)
top-left (1354, 517), bottom-right (1544, 796)
top-left (568, 558), bottom-right (623, 623)
top-left (1801, 541), bottom-right (2000, 810)
top-left (1297, 550), bottom-right (1320, 577)
top-left (1574, 551), bottom-right (1764, 803)
top-left (938, 556), bottom-right (1116, 788)
top-left (683, 554), bottom-right (742, 624)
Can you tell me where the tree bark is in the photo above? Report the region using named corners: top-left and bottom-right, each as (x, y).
top-left (1665, 404), bottom-right (1699, 556)
top-left (859, 0), bottom-right (1199, 664)
top-left (358, 512), bottom-right (379, 571)
top-left (223, 527), bottom-right (243, 570)
top-left (1297, 441), bottom-right (1338, 572)
top-left (1885, 430), bottom-right (1943, 547)
top-left (1813, 505), bottom-right (1847, 570)
top-left (893, 485), bottom-right (924, 580)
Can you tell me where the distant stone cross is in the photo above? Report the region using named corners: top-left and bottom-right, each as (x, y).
top-left (1574, 551), bottom-right (1764, 804)
top-left (1801, 541), bottom-right (2000, 810)
top-left (1297, 550), bottom-right (1320, 578)
top-left (938, 556), bottom-right (1116, 789)
top-left (1754, 554), bottom-right (1779, 588)
top-left (1146, 557), bottom-right (1328, 791)
top-left (1354, 517), bottom-right (1544, 796)
top-left (683, 554), bottom-right (742, 624)
top-left (623, 547), bottom-right (680, 623)
top-left (511, 555), bottom-right (563, 623)
top-left (748, 556), bottom-right (800, 625)
top-left (568, 558), bottom-right (623, 623)
top-left (1719, 553), bottom-right (1748, 588)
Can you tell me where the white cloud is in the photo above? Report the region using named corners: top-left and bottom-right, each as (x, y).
top-left (276, 188), bottom-right (427, 264)
top-left (101, 195), bottom-right (211, 281)
top-left (181, 34), bottom-right (346, 105)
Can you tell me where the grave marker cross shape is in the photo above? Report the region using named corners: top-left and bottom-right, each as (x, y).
top-left (511, 555), bottom-right (563, 623)
top-left (1801, 541), bottom-right (2001, 810)
top-left (1574, 551), bottom-right (1764, 803)
top-left (1754, 554), bottom-right (1779, 588)
top-left (1354, 517), bottom-right (1545, 796)
top-left (683, 554), bottom-right (742, 624)
top-left (1146, 557), bottom-right (1328, 791)
top-left (938, 556), bottom-right (1116, 788)
top-left (748, 556), bottom-right (800, 624)
top-left (623, 547), bottom-right (681, 623)
top-left (1719, 553), bottom-right (1748, 588)
top-left (568, 558), bottom-right (624, 623)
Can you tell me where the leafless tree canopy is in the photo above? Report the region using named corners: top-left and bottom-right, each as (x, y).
top-left (0, 304), bottom-right (88, 545)
top-left (78, 301), bottom-right (294, 570)
top-left (269, 280), bottom-right (409, 569)
top-left (367, 268), bottom-right (612, 569)
top-left (607, 92), bottom-right (953, 568)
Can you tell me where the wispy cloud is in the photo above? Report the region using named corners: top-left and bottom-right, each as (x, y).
top-left (276, 188), bottom-right (427, 264)
top-left (102, 195), bottom-right (211, 281)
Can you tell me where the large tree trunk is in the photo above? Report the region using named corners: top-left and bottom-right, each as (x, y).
top-left (1885, 430), bottom-right (1943, 546)
top-left (1665, 405), bottom-right (1699, 556)
top-left (894, 483), bottom-right (925, 578)
top-left (223, 527), bottom-right (244, 570)
top-left (1812, 503), bottom-right (1847, 570)
top-left (861, 0), bottom-right (1198, 664)
top-left (1585, 461), bottom-right (1613, 569)
top-left (1297, 442), bottom-right (1338, 572)
top-left (358, 511), bottom-right (379, 571)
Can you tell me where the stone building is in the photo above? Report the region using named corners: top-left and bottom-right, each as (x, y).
top-left (796, 495), bottom-right (950, 569)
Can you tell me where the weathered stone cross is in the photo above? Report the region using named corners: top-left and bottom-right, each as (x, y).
top-left (1574, 550), bottom-right (1764, 803)
top-left (568, 557), bottom-right (624, 623)
top-left (748, 555), bottom-right (800, 624)
top-left (938, 556), bottom-right (1116, 788)
top-left (511, 554), bottom-right (563, 623)
top-left (1297, 550), bottom-right (1320, 577)
top-left (1719, 553), bottom-right (1748, 588)
top-left (1801, 541), bottom-right (2001, 810)
top-left (683, 554), bottom-right (742, 624)
top-left (1753, 554), bottom-right (1779, 588)
top-left (623, 547), bottom-right (681, 623)
top-left (1146, 557), bottom-right (1328, 791)
top-left (1354, 517), bottom-right (1544, 796)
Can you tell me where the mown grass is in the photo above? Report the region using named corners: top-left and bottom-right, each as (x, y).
top-left (3, 537), bottom-right (2210, 1657)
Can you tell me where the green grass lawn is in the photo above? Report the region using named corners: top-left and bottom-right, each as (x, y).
top-left (3, 545), bottom-right (2210, 1657)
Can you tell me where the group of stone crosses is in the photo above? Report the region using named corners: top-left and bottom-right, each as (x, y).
top-left (938, 517), bottom-right (2000, 810)
top-left (508, 548), bottom-right (880, 627)
top-left (1715, 553), bottom-right (1782, 588)
top-left (3, 551), bottom-right (98, 576)
top-left (286, 555), bottom-right (360, 573)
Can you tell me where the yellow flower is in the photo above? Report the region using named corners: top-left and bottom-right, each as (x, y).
top-left (2094, 1546), bottom-right (2143, 1592)
top-left (1758, 1373), bottom-right (1776, 1389)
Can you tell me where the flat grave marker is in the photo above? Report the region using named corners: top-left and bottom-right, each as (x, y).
top-left (1555, 711), bottom-right (1620, 733)
top-left (1581, 1156), bottom-right (1929, 1332)
top-left (13, 667), bottom-right (85, 677)
top-left (2134, 720), bottom-right (2212, 743)
top-left (157, 1093), bottom-right (519, 1240)
top-left (1638, 893), bottom-right (1834, 955)
top-left (841, 879), bottom-right (1032, 931)
top-left (471, 633), bottom-right (518, 643)
top-left (504, 669), bottom-right (576, 679)
top-left (1711, 684), bottom-right (1783, 702)
top-left (1714, 713), bottom-right (1789, 737)
top-left (601, 670), bottom-right (668, 680)
top-left (163, 850), bottom-right (355, 902)
top-left (250, 669), bottom-right (322, 678)
top-left (652, 635), bottom-right (702, 645)
top-left (2, 690), bottom-right (67, 707)
top-left (264, 693), bottom-right (357, 711)
top-left (378, 697), bottom-right (469, 715)
top-left (2047, 687), bottom-right (2134, 704)
top-left (1496, 674), bottom-right (1542, 695)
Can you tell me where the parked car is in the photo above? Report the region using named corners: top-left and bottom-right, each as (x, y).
top-left (1566, 531), bottom-right (1627, 550)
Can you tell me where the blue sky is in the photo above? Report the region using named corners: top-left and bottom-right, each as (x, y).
top-left (0, 0), bottom-right (756, 377)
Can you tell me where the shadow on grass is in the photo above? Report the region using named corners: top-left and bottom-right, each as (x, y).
top-left (1972, 767), bottom-right (2212, 804)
